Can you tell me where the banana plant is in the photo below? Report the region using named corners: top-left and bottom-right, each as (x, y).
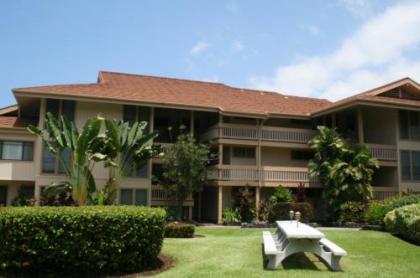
top-left (100, 119), bottom-right (161, 204)
top-left (28, 112), bottom-right (107, 205)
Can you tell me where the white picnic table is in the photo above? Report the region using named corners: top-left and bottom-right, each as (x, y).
top-left (262, 220), bottom-right (347, 271)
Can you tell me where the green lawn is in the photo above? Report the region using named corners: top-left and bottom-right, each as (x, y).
top-left (157, 227), bottom-right (420, 278)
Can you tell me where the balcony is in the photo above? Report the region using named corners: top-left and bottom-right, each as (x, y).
top-left (201, 123), bottom-right (317, 145)
top-left (151, 186), bottom-right (193, 206)
top-left (372, 187), bottom-right (399, 200)
top-left (208, 165), bottom-right (319, 187)
top-left (367, 144), bottom-right (397, 161)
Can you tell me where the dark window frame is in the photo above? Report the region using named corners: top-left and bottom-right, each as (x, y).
top-left (0, 141), bottom-right (34, 161)
top-left (232, 147), bottom-right (256, 159)
top-left (42, 99), bottom-right (75, 174)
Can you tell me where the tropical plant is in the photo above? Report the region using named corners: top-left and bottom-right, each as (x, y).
top-left (222, 208), bottom-right (241, 224)
top-left (234, 186), bottom-right (256, 223)
top-left (162, 133), bottom-right (210, 219)
top-left (99, 119), bottom-right (160, 204)
top-left (269, 185), bottom-right (294, 204)
top-left (28, 112), bottom-right (106, 205)
top-left (308, 126), bottom-right (378, 220)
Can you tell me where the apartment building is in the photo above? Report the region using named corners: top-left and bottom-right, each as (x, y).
top-left (0, 71), bottom-right (419, 223)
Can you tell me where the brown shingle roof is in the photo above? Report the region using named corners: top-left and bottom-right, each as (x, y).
top-left (0, 116), bottom-right (34, 129)
top-left (13, 71), bottom-right (331, 117)
top-left (313, 77), bottom-right (420, 115)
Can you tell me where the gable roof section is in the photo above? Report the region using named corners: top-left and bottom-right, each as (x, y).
top-left (0, 104), bottom-right (18, 116)
top-left (0, 116), bottom-right (34, 129)
top-left (313, 77), bottom-right (420, 115)
top-left (12, 71), bottom-right (331, 118)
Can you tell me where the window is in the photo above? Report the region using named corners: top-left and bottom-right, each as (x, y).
top-left (0, 141), bottom-right (33, 161)
top-left (400, 150), bottom-right (420, 181)
top-left (291, 150), bottom-right (314, 161)
top-left (124, 163), bottom-right (148, 178)
top-left (42, 99), bottom-right (75, 174)
top-left (413, 152), bottom-right (420, 180)
top-left (123, 105), bottom-right (150, 130)
top-left (399, 110), bottom-right (420, 140)
top-left (401, 151), bottom-right (411, 180)
top-left (0, 186), bottom-right (7, 206)
top-left (119, 189), bottom-right (148, 206)
top-left (232, 147), bottom-right (255, 158)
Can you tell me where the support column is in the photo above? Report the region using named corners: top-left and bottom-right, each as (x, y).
top-left (147, 107), bottom-right (155, 207)
top-left (217, 186), bottom-right (223, 224)
top-left (357, 107), bottom-right (364, 143)
top-left (332, 113), bottom-right (337, 128)
top-left (188, 206), bottom-right (193, 221)
top-left (198, 192), bottom-right (202, 220)
top-left (190, 111), bottom-right (194, 135)
top-left (34, 183), bottom-right (41, 206)
top-left (218, 144), bottom-right (223, 179)
top-left (255, 186), bottom-right (260, 215)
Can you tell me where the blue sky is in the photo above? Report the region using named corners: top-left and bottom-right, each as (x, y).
top-left (1, 0), bottom-right (419, 107)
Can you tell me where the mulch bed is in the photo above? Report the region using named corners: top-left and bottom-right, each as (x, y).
top-left (118, 255), bottom-right (174, 277)
top-left (0, 255), bottom-right (175, 278)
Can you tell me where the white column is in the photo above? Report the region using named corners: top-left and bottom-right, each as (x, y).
top-left (217, 186), bottom-right (223, 224)
top-left (255, 186), bottom-right (260, 216)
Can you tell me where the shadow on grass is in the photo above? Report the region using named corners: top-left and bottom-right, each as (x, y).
top-left (281, 253), bottom-right (322, 271)
top-left (261, 244), bottom-right (323, 271)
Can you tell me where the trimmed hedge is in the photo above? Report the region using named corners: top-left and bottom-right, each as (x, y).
top-left (0, 206), bottom-right (166, 274)
top-left (384, 203), bottom-right (420, 245)
top-left (165, 222), bottom-right (195, 238)
top-left (365, 194), bottom-right (420, 225)
top-left (268, 202), bottom-right (314, 223)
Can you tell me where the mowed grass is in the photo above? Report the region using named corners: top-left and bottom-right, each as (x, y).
top-left (157, 227), bottom-right (420, 278)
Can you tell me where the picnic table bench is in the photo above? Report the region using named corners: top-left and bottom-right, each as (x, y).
top-left (262, 221), bottom-right (347, 271)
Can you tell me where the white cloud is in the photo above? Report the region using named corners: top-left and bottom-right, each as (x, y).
top-left (190, 41), bottom-right (209, 55)
top-left (339, 0), bottom-right (374, 18)
top-left (249, 1), bottom-right (420, 101)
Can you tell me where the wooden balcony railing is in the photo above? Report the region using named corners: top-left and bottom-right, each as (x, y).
top-left (372, 187), bottom-right (399, 200)
top-left (208, 165), bottom-right (318, 184)
top-left (201, 123), bottom-right (317, 144)
top-left (367, 144), bottom-right (397, 161)
top-left (151, 186), bottom-right (193, 202)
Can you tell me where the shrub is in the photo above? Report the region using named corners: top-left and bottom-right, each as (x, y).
top-left (269, 185), bottom-right (294, 204)
top-left (268, 202), bottom-right (314, 223)
top-left (0, 206), bottom-right (166, 274)
top-left (365, 194), bottom-right (420, 226)
top-left (338, 201), bottom-right (366, 223)
top-left (384, 210), bottom-right (396, 232)
top-left (385, 203), bottom-right (420, 245)
top-left (222, 208), bottom-right (240, 224)
top-left (234, 187), bottom-right (255, 223)
top-left (386, 194), bottom-right (420, 211)
top-left (365, 200), bottom-right (389, 225)
top-left (257, 200), bottom-right (270, 222)
top-left (164, 222), bottom-right (195, 238)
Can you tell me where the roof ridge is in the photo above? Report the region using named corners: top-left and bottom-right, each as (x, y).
top-left (98, 70), bottom-right (227, 86)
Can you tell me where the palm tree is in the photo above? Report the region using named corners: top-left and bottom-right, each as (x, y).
top-left (28, 112), bottom-right (106, 205)
top-left (100, 119), bottom-right (160, 204)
